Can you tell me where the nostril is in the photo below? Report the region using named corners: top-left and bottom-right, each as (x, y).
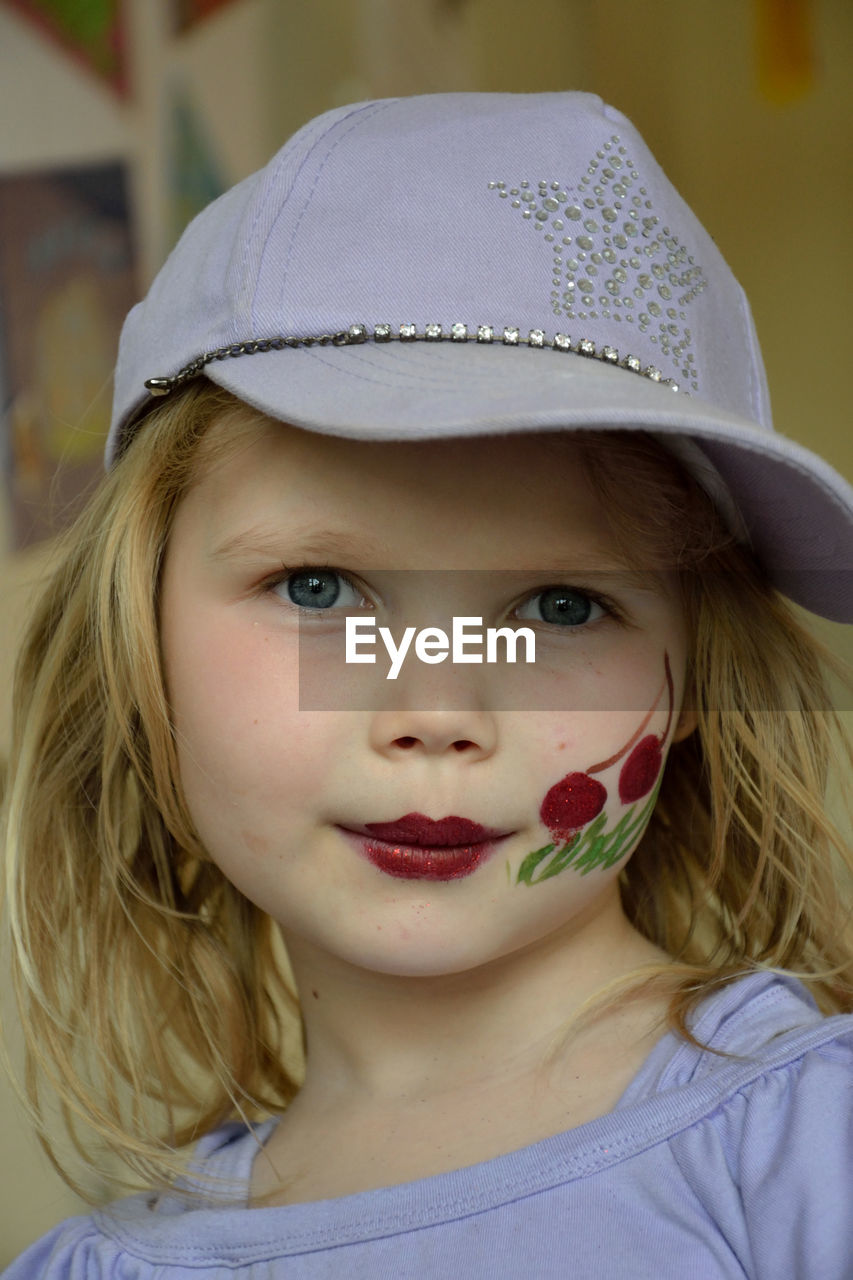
top-left (394, 736), bottom-right (418, 749)
top-left (452, 740), bottom-right (477, 752)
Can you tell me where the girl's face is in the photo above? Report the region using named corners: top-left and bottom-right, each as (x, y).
top-left (160, 411), bottom-right (694, 978)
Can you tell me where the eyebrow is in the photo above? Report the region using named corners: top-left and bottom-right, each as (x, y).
top-left (544, 568), bottom-right (667, 591)
top-left (209, 525), bottom-right (391, 563)
top-left (208, 530), bottom-right (666, 588)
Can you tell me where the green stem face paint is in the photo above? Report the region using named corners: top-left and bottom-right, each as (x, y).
top-left (517, 653), bottom-right (673, 886)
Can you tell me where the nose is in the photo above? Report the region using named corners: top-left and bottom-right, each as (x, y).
top-left (368, 707), bottom-right (498, 760)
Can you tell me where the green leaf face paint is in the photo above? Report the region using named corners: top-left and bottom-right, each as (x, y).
top-left (516, 782), bottom-right (662, 885)
top-left (517, 652), bottom-right (673, 886)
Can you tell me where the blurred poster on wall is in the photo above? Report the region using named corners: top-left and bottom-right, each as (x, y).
top-left (167, 80), bottom-right (227, 248)
top-left (4, 0), bottom-right (128, 95)
top-left (173, 0), bottom-right (241, 34)
top-left (0, 163), bottom-right (138, 548)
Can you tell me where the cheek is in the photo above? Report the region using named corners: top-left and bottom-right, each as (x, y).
top-left (162, 602), bottom-right (305, 798)
top-left (520, 757), bottom-right (664, 887)
top-left (518, 651), bottom-right (676, 886)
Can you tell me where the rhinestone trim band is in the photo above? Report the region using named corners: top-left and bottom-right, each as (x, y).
top-left (143, 322), bottom-right (680, 398)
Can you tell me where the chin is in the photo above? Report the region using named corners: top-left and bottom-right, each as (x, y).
top-left (329, 923), bottom-right (540, 982)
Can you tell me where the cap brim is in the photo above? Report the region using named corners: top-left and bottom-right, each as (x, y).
top-left (202, 340), bottom-right (853, 622)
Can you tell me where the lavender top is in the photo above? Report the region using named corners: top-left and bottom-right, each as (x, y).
top-left (5, 971), bottom-right (853, 1279)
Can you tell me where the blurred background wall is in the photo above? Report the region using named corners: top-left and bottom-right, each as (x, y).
top-left (1, 0), bottom-right (851, 1261)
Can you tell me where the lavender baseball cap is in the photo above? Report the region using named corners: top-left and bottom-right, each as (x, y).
top-left (108, 91), bottom-right (853, 622)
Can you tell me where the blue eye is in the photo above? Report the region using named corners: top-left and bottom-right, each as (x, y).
top-left (271, 572), bottom-right (607, 624)
top-left (517, 587), bottom-right (606, 627)
top-left (274, 568), bottom-right (364, 611)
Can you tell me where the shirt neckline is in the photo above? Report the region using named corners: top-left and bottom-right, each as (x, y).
top-left (96, 971), bottom-right (839, 1264)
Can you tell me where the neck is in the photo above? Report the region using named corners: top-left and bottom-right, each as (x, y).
top-left (280, 892), bottom-right (670, 1112)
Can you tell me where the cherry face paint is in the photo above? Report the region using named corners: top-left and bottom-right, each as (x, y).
top-left (539, 773), bottom-right (607, 842)
top-left (519, 652), bottom-right (674, 885)
top-left (617, 735), bottom-right (663, 804)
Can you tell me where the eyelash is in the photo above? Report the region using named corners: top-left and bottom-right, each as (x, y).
top-left (262, 565), bottom-right (367, 613)
top-left (261, 565), bottom-right (622, 629)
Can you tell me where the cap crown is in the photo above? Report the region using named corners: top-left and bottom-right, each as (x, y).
top-left (113, 92), bottom-right (771, 441)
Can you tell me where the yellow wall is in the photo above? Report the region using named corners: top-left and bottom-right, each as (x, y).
top-left (2, 0), bottom-right (851, 1262)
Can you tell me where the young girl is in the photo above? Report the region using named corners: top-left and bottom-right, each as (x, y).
top-left (3, 92), bottom-right (853, 1278)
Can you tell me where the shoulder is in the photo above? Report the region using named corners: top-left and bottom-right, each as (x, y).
top-left (656, 974), bottom-right (853, 1279)
top-left (2, 1192), bottom-right (236, 1279)
top-left (661, 971), bottom-right (853, 1156)
top-left (0, 1124), bottom-right (265, 1279)
top-left (1, 1215), bottom-right (113, 1279)
top-left (677, 991), bottom-right (853, 1180)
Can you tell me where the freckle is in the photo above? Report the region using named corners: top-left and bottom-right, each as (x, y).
top-left (558, 741), bottom-right (567, 750)
top-left (312, 989), bottom-right (319, 1000)
top-left (242, 829), bottom-right (270, 855)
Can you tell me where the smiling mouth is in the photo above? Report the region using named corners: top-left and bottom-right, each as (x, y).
top-left (339, 813), bottom-right (509, 881)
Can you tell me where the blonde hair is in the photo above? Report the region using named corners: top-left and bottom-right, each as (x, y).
top-left (2, 382), bottom-right (852, 1198)
top-left (580, 436), bottom-right (853, 1023)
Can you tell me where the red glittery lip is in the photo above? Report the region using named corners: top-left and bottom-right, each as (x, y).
top-left (360, 813), bottom-right (503, 846)
top-left (338, 827), bottom-right (506, 880)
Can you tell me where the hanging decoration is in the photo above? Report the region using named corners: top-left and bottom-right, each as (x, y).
top-left (4, 0), bottom-right (128, 96)
top-left (755, 0), bottom-right (816, 103)
top-left (173, 0), bottom-right (242, 34)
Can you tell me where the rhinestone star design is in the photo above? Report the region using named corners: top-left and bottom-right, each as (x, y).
top-left (488, 135), bottom-right (708, 391)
